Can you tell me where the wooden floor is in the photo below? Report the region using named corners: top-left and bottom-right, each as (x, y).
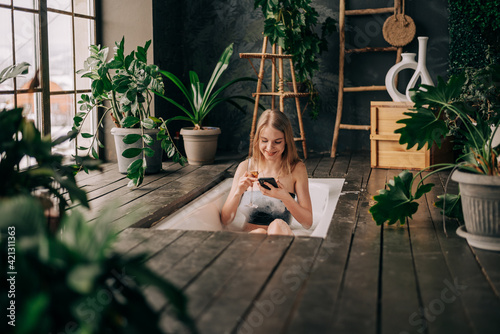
top-left (78, 152), bottom-right (500, 334)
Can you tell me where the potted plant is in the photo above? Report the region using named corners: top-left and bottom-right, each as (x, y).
top-left (156, 43), bottom-right (260, 165)
top-left (254, 0), bottom-right (336, 119)
top-left (369, 64), bottom-right (500, 250)
top-left (74, 37), bottom-right (185, 187)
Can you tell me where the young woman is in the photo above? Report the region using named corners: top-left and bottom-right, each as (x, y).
top-left (220, 109), bottom-right (312, 235)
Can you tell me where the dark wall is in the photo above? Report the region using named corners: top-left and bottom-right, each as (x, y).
top-left (153, 0), bottom-right (449, 155)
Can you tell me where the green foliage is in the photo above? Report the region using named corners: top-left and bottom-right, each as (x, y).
top-left (448, 0), bottom-right (500, 74)
top-left (73, 37), bottom-right (186, 187)
top-left (156, 43), bottom-right (259, 129)
top-left (0, 107), bottom-right (99, 216)
top-left (369, 170), bottom-right (434, 226)
top-left (0, 196), bottom-right (195, 334)
top-left (0, 62), bottom-right (29, 84)
top-left (254, 0), bottom-right (336, 82)
top-left (371, 64), bottom-right (500, 226)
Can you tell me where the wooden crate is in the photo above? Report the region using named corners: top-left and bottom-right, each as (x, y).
top-left (370, 101), bottom-right (453, 170)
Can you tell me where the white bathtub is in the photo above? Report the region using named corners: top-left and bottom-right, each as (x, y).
top-left (153, 178), bottom-right (344, 238)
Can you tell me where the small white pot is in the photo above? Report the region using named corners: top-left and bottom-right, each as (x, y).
top-left (180, 127), bottom-right (221, 165)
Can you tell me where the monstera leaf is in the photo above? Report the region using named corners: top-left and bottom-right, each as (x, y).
top-left (435, 193), bottom-right (464, 222)
top-left (395, 107), bottom-right (449, 150)
top-left (369, 170), bottom-right (435, 225)
top-left (395, 74), bottom-right (468, 151)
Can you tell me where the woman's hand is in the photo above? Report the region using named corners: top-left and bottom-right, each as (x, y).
top-left (235, 171), bottom-right (257, 196)
top-left (258, 179), bottom-right (289, 200)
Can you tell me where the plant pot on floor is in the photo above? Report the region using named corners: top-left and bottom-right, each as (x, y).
top-left (180, 127), bottom-right (221, 166)
top-left (452, 169), bottom-right (500, 251)
top-left (111, 127), bottom-right (163, 174)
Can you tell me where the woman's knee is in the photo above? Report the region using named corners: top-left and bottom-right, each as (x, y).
top-left (268, 219), bottom-right (293, 236)
top-left (249, 228), bottom-right (267, 234)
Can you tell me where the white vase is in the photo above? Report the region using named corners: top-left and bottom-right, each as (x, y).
top-left (385, 53), bottom-right (418, 102)
top-left (405, 36), bottom-right (434, 101)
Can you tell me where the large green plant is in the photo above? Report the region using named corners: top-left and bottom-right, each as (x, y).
top-left (0, 196), bottom-right (194, 334)
top-left (254, 0), bottom-right (336, 83)
top-left (157, 43), bottom-right (258, 130)
top-left (369, 65), bottom-right (500, 225)
top-left (74, 37), bottom-right (185, 187)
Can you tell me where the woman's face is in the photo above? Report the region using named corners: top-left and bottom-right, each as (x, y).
top-left (259, 125), bottom-right (285, 162)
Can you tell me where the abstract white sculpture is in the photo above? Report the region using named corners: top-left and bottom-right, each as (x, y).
top-left (385, 36), bottom-right (434, 102)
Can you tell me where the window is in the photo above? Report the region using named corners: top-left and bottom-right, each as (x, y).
top-left (0, 0), bottom-right (96, 157)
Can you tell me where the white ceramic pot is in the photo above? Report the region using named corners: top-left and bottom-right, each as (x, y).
top-left (111, 127), bottom-right (162, 174)
top-left (180, 127), bottom-right (221, 165)
top-left (452, 170), bottom-right (500, 238)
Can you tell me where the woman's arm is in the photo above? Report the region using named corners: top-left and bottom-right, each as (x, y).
top-left (258, 162), bottom-right (313, 229)
top-left (220, 160), bottom-right (256, 225)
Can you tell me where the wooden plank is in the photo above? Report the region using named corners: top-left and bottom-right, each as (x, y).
top-left (126, 228), bottom-right (185, 258)
top-left (344, 85), bottom-right (386, 92)
top-left (85, 162), bottom-right (187, 216)
top-left (423, 172), bottom-right (500, 333)
top-left (342, 152), bottom-right (371, 192)
top-left (339, 124), bottom-right (371, 130)
top-left (75, 162), bottom-right (118, 183)
top-left (473, 249), bottom-right (500, 297)
top-left (162, 231), bottom-right (239, 288)
top-left (345, 7), bottom-right (394, 16)
top-left (379, 170), bottom-right (421, 334)
top-left (304, 152), bottom-right (323, 177)
top-left (346, 46), bottom-right (398, 53)
top-left (313, 154), bottom-right (335, 177)
top-left (112, 227), bottom-right (154, 254)
top-left (330, 168), bottom-right (386, 333)
top-left (329, 152), bottom-right (351, 178)
top-left (194, 235), bottom-right (293, 334)
top-left (159, 234), bottom-right (267, 333)
top-left (234, 237), bottom-right (323, 333)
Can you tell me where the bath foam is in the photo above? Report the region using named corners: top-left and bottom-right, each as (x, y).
top-left (154, 178), bottom-right (345, 238)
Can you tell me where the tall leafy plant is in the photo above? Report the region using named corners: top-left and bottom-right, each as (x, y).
top-left (74, 37), bottom-right (185, 187)
top-left (156, 43), bottom-right (259, 129)
top-left (369, 66), bottom-right (500, 226)
top-left (254, 0), bottom-right (336, 83)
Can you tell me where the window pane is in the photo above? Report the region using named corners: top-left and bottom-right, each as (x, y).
top-left (17, 91), bottom-right (41, 126)
top-left (51, 93), bottom-right (74, 155)
top-left (47, 0), bottom-right (71, 12)
top-left (13, 0), bottom-right (37, 9)
top-left (14, 11), bottom-right (39, 89)
top-left (74, 17), bottom-right (94, 90)
top-left (0, 94), bottom-right (14, 109)
top-left (74, 0), bottom-right (93, 16)
top-left (48, 12), bottom-right (73, 91)
top-left (0, 8), bottom-right (13, 91)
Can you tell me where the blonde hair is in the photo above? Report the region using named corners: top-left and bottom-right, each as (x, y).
top-left (252, 109), bottom-right (301, 175)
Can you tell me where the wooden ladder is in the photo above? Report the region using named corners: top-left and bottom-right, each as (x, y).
top-left (330, 0), bottom-right (403, 157)
top-left (240, 36), bottom-right (310, 159)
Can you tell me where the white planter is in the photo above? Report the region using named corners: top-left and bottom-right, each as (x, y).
top-left (111, 127), bottom-right (163, 174)
top-left (180, 127), bottom-right (221, 165)
top-left (452, 170), bottom-right (500, 251)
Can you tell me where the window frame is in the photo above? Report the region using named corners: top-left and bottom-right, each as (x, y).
top-left (0, 0), bottom-right (97, 143)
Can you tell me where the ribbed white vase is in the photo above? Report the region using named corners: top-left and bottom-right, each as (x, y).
top-left (405, 36), bottom-right (434, 101)
top-left (385, 53), bottom-right (418, 102)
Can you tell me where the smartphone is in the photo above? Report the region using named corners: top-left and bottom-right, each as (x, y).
top-left (258, 177), bottom-right (278, 190)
